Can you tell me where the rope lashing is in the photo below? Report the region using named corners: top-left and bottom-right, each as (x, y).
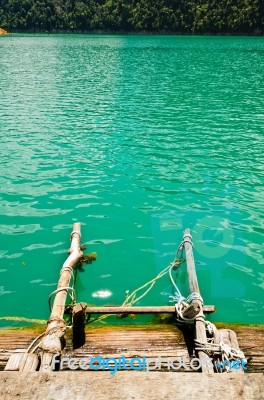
top-left (169, 292), bottom-right (204, 322)
top-left (71, 230), bottom-right (81, 240)
top-left (60, 266), bottom-right (75, 277)
top-left (180, 233), bottom-right (194, 249)
top-left (48, 287), bottom-right (76, 312)
top-left (47, 316), bottom-right (67, 325)
top-left (219, 342), bottom-right (245, 360)
top-left (168, 292), bottom-right (203, 305)
top-left (204, 320), bottom-right (217, 335)
top-left (49, 261), bottom-right (77, 312)
top-left (26, 332), bottom-right (46, 354)
top-left (194, 339), bottom-right (245, 360)
top-left (188, 292), bottom-right (203, 304)
top-left (168, 236), bottom-right (203, 322)
top-left (59, 265), bottom-right (77, 295)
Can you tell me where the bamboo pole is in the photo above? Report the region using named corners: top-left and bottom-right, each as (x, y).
top-left (65, 305), bottom-right (215, 314)
top-left (39, 223), bottom-right (83, 371)
top-left (183, 228), bottom-right (213, 373)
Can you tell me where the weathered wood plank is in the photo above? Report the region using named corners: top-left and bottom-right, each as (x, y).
top-left (4, 353), bottom-right (24, 371)
top-left (20, 354), bottom-right (39, 372)
top-left (0, 325), bottom-right (263, 372)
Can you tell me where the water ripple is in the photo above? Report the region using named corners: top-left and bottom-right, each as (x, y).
top-left (0, 35), bottom-right (263, 324)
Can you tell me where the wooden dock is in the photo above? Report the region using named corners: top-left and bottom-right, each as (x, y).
top-left (0, 324), bottom-right (263, 373)
top-left (0, 223), bottom-right (263, 399)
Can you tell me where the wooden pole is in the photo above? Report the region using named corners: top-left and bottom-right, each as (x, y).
top-left (65, 305), bottom-right (215, 314)
top-left (39, 223), bottom-right (83, 371)
top-left (213, 329), bottom-right (245, 374)
top-left (183, 228), bottom-right (213, 373)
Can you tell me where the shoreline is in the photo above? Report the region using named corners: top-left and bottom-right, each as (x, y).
top-left (2, 30), bottom-right (264, 37)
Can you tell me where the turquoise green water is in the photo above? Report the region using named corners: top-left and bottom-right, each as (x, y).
top-left (0, 35), bottom-right (263, 326)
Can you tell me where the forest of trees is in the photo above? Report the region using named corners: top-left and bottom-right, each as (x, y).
top-left (0, 0), bottom-right (263, 34)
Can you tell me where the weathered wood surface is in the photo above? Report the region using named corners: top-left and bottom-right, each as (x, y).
top-left (66, 324), bottom-right (192, 371)
top-left (183, 228), bottom-right (213, 373)
top-left (0, 325), bottom-right (263, 373)
top-left (4, 353), bottom-right (39, 372)
top-left (0, 372), bottom-right (263, 400)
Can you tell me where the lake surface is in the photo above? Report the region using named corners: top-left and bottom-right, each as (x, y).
top-left (0, 35), bottom-right (263, 326)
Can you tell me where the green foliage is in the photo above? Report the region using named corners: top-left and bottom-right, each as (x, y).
top-left (0, 0), bottom-right (263, 33)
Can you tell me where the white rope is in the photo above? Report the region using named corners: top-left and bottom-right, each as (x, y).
top-left (49, 265), bottom-right (76, 312)
top-left (168, 262), bottom-right (185, 302)
top-left (194, 339), bottom-right (245, 360)
top-left (60, 266), bottom-right (75, 278)
top-left (71, 230), bottom-right (81, 240)
top-left (219, 341), bottom-right (245, 360)
top-left (174, 294), bottom-right (204, 322)
top-left (168, 269), bottom-right (204, 323)
top-left (25, 332), bottom-right (46, 354)
top-left (181, 233), bottom-right (194, 248)
top-left (204, 320), bottom-right (217, 335)
top-left (167, 233), bottom-right (201, 322)
top-left (48, 287), bottom-right (76, 312)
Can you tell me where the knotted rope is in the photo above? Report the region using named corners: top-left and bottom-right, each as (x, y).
top-left (194, 338), bottom-right (246, 372)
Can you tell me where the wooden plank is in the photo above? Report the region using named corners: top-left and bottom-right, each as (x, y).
top-left (183, 228), bottom-right (213, 373)
top-left (20, 353), bottom-right (39, 372)
top-left (4, 352), bottom-right (39, 372)
top-left (78, 305), bottom-right (215, 314)
top-left (0, 325), bottom-right (263, 373)
top-left (4, 353), bottom-right (25, 371)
